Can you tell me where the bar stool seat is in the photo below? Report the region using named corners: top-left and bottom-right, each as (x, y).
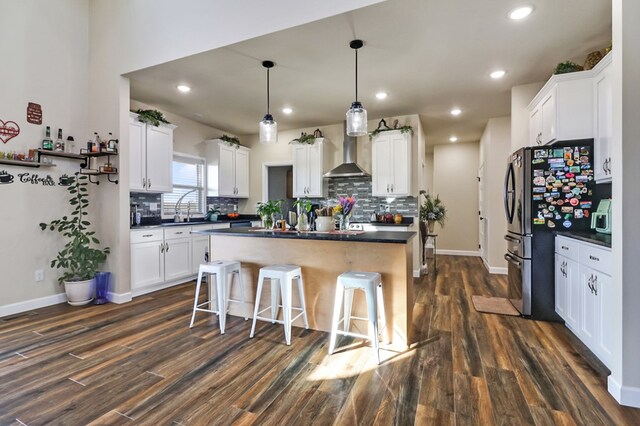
top-left (250, 264), bottom-right (309, 345)
top-left (328, 271), bottom-right (387, 364)
top-left (189, 260), bottom-right (249, 334)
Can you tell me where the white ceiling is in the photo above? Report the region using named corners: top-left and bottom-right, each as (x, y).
top-left (126, 0), bottom-right (611, 146)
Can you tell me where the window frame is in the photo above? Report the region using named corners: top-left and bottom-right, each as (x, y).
top-left (161, 152), bottom-right (207, 219)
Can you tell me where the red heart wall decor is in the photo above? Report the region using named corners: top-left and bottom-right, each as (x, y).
top-left (0, 120), bottom-right (20, 144)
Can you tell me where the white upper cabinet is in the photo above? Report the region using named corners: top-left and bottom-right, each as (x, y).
top-left (528, 72), bottom-right (594, 146)
top-left (593, 53), bottom-right (613, 183)
top-left (372, 130), bottom-right (412, 197)
top-left (292, 138), bottom-right (326, 198)
top-left (129, 113), bottom-right (176, 193)
top-left (205, 140), bottom-right (251, 198)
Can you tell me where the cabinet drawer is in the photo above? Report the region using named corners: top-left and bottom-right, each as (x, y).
top-left (191, 224), bottom-right (213, 233)
top-left (131, 229), bottom-right (164, 244)
top-left (555, 236), bottom-right (580, 261)
top-left (164, 227), bottom-right (191, 240)
top-left (580, 244), bottom-right (612, 275)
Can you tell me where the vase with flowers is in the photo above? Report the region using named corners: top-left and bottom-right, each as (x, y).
top-left (419, 192), bottom-right (447, 233)
top-left (333, 195), bottom-right (357, 231)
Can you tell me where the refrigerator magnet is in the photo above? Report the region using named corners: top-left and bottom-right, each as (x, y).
top-left (533, 195), bottom-right (543, 201)
top-left (553, 149), bottom-right (564, 158)
top-left (546, 175), bottom-right (556, 183)
top-left (580, 147), bottom-right (590, 155)
top-left (533, 176), bottom-right (546, 186)
top-left (548, 205), bottom-right (556, 211)
top-left (563, 220), bottom-right (573, 228)
top-left (580, 156), bottom-right (589, 163)
top-left (556, 199), bottom-right (564, 206)
top-left (567, 159), bottom-right (575, 166)
top-left (561, 206), bottom-right (574, 213)
top-left (565, 214), bottom-right (573, 220)
top-left (534, 149), bottom-right (548, 158)
top-left (534, 169), bottom-right (544, 177)
top-left (532, 159), bottom-right (545, 164)
top-left (564, 147), bottom-right (573, 159)
top-left (547, 220), bottom-right (556, 228)
top-left (570, 166), bottom-right (581, 173)
top-left (555, 214), bottom-right (562, 220)
top-left (580, 163), bottom-right (591, 169)
top-left (545, 197), bottom-right (554, 203)
top-left (580, 201), bottom-right (592, 209)
top-left (549, 158), bottom-right (564, 165)
top-left (534, 218), bottom-right (545, 225)
top-left (533, 187), bottom-right (546, 193)
top-left (570, 198), bottom-right (580, 206)
top-left (584, 210), bottom-right (590, 218)
top-left (574, 209), bottom-right (584, 219)
top-left (566, 172), bottom-right (575, 178)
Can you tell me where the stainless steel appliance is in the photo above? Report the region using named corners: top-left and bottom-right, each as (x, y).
top-left (504, 142), bottom-right (595, 320)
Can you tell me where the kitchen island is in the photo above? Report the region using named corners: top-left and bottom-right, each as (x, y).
top-left (193, 227), bottom-right (416, 348)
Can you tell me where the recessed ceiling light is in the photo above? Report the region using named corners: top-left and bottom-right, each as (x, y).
top-left (282, 107), bottom-right (293, 114)
top-left (177, 84), bottom-right (191, 93)
top-left (509, 6), bottom-right (533, 20)
top-left (450, 108), bottom-right (462, 116)
top-left (449, 136), bottom-right (458, 143)
top-left (490, 70), bottom-right (507, 79)
top-left (376, 92), bottom-right (388, 100)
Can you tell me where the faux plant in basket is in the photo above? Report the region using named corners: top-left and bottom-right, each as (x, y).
top-left (419, 191), bottom-right (447, 233)
top-left (40, 172), bottom-right (110, 305)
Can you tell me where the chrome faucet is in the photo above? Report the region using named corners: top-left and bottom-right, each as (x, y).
top-left (174, 189), bottom-right (197, 222)
top-left (186, 201), bottom-right (192, 222)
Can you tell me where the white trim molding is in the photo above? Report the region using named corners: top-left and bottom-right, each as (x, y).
top-left (262, 161), bottom-right (293, 203)
top-left (609, 376), bottom-right (640, 408)
top-left (0, 293), bottom-right (66, 319)
top-left (413, 269), bottom-right (420, 278)
top-left (108, 291), bottom-right (132, 304)
top-left (482, 257), bottom-right (508, 275)
top-left (437, 249), bottom-right (481, 257)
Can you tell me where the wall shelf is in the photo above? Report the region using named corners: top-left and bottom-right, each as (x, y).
top-left (36, 149), bottom-right (88, 168)
top-left (0, 158), bottom-right (56, 168)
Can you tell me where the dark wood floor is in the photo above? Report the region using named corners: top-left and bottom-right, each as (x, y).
top-left (1, 256), bottom-right (639, 425)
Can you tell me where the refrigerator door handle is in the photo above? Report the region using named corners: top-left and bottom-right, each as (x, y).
top-left (504, 163), bottom-right (516, 224)
top-left (504, 253), bottom-right (522, 267)
top-left (504, 234), bottom-right (520, 243)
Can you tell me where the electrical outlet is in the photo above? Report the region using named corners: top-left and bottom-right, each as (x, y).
top-left (35, 269), bottom-right (44, 282)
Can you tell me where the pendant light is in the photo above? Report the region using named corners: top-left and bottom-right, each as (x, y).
top-left (259, 60), bottom-right (277, 144)
top-left (346, 39), bottom-right (367, 137)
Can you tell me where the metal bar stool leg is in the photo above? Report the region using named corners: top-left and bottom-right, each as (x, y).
top-left (270, 278), bottom-right (280, 324)
top-left (217, 271), bottom-right (228, 334)
top-left (377, 283), bottom-right (388, 344)
top-left (365, 286), bottom-right (380, 364)
top-left (282, 277), bottom-right (293, 345)
top-left (343, 288), bottom-right (354, 332)
top-left (297, 274), bottom-right (309, 329)
top-left (328, 279), bottom-right (344, 355)
top-left (236, 268), bottom-right (249, 320)
top-left (189, 269), bottom-right (205, 328)
top-left (250, 271), bottom-right (265, 338)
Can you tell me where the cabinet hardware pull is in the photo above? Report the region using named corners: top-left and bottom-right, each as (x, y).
top-left (387, 184), bottom-right (390, 192)
top-left (142, 234), bottom-right (153, 237)
top-left (391, 184), bottom-right (394, 192)
top-left (562, 245), bottom-right (568, 250)
top-left (589, 255), bottom-right (600, 262)
top-left (160, 243), bottom-right (164, 253)
top-left (175, 232), bottom-right (183, 235)
top-left (148, 179), bottom-right (151, 188)
top-left (142, 178), bottom-right (146, 188)
top-left (165, 242), bottom-right (169, 252)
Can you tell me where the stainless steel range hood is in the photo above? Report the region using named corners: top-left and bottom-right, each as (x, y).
top-left (323, 121), bottom-right (371, 178)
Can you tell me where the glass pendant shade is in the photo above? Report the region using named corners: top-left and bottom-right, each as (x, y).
top-left (259, 114), bottom-right (278, 144)
top-left (346, 101), bottom-right (367, 136)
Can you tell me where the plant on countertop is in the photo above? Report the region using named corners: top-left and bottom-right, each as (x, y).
top-left (220, 134), bottom-right (241, 148)
top-left (134, 109), bottom-right (171, 126)
top-left (369, 125), bottom-right (413, 141)
top-left (256, 199), bottom-right (283, 228)
top-left (39, 173), bottom-right (110, 284)
top-left (419, 191), bottom-right (447, 228)
top-left (553, 61), bottom-right (584, 75)
top-left (205, 206), bottom-right (221, 221)
top-left (294, 197), bottom-right (313, 214)
top-left (290, 132), bottom-right (317, 145)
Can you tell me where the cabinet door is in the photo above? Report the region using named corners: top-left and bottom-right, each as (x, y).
top-left (390, 132), bottom-right (411, 196)
top-left (529, 108), bottom-right (542, 146)
top-left (580, 266), bottom-right (598, 348)
top-left (594, 271), bottom-right (613, 367)
top-left (129, 119), bottom-right (146, 191)
top-left (306, 142), bottom-right (324, 197)
top-left (218, 144), bottom-right (236, 197)
top-left (131, 241), bottom-right (165, 290)
top-left (145, 125), bottom-right (174, 193)
top-left (164, 237), bottom-right (192, 281)
top-left (292, 144), bottom-right (308, 197)
top-left (234, 148), bottom-right (250, 198)
top-left (594, 67), bottom-right (612, 183)
top-left (541, 91), bottom-right (557, 144)
top-left (372, 137), bottom-right (391, 196)
top-left (191, 236), bottom-right (209, 274)
top-left (555, 254), bottom-right (567, 320)
top-left (565, 258), bottom-right (581, 331)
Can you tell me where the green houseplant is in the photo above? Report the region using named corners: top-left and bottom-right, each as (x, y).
top-left (134, 109), bottom-right (171, 126)
top-left (40, 173), bottom-right (110, 305)
top-left (256, 199), bottom-right (283, 229)
top-left (419, 191), bottom-right (447, 233)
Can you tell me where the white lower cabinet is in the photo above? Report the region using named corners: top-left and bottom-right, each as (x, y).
top-left (131, 223), bottom-right (230, 296)
top-left (555, 236), bottom-right (612, 368)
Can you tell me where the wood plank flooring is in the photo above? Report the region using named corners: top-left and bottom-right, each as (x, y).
top-left (1, 256), bottom-right (639, 425)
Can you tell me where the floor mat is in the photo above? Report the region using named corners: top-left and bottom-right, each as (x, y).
top-left (472, 295), bottom-right (521, 316)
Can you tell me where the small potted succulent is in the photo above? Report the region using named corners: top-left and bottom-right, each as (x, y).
top-left (205, 206), bottom-right (221, 222)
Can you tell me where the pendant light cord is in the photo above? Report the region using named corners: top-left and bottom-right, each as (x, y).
top-left (354, 49), bottom-right (358, 102)
top-left (266, 67), bottom-right (270, 115)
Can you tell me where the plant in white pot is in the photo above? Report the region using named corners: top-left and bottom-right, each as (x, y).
top-left (40, 173), bottom-right (110, 305)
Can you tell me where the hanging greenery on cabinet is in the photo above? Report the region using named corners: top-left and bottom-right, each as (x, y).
top-left (134, 109), bottom-right (171, 126)
top-left (290, 132), bottom-right (316, 145)
top-left (369, 120), bottom-right (413, 141)
top-left (220, 134), bottom-right (241, 148)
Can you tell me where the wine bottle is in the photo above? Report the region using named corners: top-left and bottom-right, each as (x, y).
top-left (54, 128), bottom-right (65, 152)
top-left (42, 126), bottom-right (53, 150)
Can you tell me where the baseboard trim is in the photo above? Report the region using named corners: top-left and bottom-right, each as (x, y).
top-left (413, 269), bottom-right (420, 278)
top-left (609, 376), bottom-right (640, 408)
top-left (481, 258), bottom-right (508, 275)
top-left (108, 291), bottom-right (132, 304)
top-left (0, 292), bottom-right (66, 319)
top-left (437, 249), bottom-right (480, 257)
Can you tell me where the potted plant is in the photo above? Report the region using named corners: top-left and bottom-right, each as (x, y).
top-left (294, 198), bottom-right (313, 231)
top-left (420, 192), bottom-right (447, 234)
top-left (39, 173), bottom-right (110, 305)
top-left (205, 206), bottom-right (221, 222)
top-left (256, 199), bottom-right (283, 229)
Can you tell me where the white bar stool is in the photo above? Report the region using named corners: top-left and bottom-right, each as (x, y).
top-left (249, 264), bottom-right (309, 345)
top-left (328, 271), bottom-right (387, 364)
top-left (189, 260), bottom-right (249, 334)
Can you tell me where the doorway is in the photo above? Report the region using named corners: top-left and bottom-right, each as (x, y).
top-left (264, 163), bottom-right (295, 216)
top-left (478, 163), bottom-right (487, 264)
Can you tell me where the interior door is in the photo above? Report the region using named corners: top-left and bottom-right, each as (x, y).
top-left (218, 144), bottom-right (236, 196)
top-left (145, 125), bottom-right (174, 193)
top-left (234, 148), bottom-right (250, 198)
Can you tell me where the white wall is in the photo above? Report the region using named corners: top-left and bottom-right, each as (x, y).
top-left (609, 0), bottom-right (640, 408)
top-left (0, 0), bottom-right (90, 313)
top-left (511, 82), bottom-right (544, 152)
top-left (432, 142), bottom-right (480, 253)
top-left (479, 117), bottom-right (511, 272)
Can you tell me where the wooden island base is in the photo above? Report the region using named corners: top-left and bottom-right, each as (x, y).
top-left (208, 234), bottom-right (414, 348)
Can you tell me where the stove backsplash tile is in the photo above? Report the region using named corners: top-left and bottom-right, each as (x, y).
top-left (320, 177), bottom-right (418, 221)
top-left (206, 197), bottom-right (240, 214)
top-left (130, 192), bottom-right (161, 218)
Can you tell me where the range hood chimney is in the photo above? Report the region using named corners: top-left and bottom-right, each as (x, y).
top-left (323, 121), bottom-right (371, 178)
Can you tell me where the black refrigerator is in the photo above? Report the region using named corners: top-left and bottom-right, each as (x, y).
top-left (504, 141), bottom-right (595, 321)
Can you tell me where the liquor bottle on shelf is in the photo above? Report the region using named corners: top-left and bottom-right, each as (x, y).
top-left (107, 132), bottom-right (118, 152)
top-left (65, 136), bottom-right (75, 153)
top-left (42, 126), bottom-right (53, 150)
top-left (54, 128), bottom-right (65, 152)
top-left (90, 132), bottom-right (99, 153)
